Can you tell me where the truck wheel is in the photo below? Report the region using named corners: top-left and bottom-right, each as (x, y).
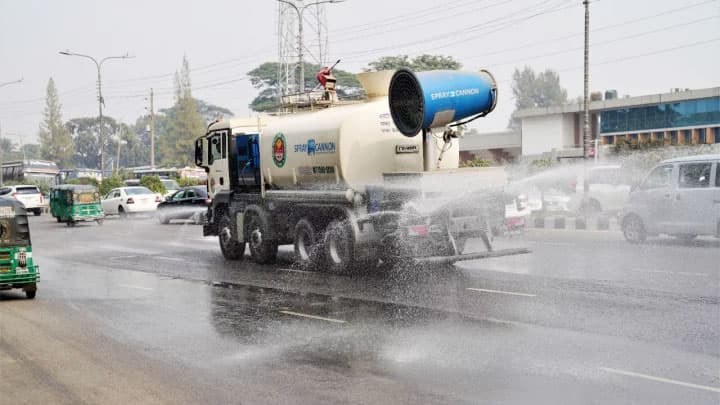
top-left (26, 290), bottom-right (36, 299)
top-left (323, 220), bottom-right (354, 274)
top-left (33, 209), bottom-right (42, 216)
top-left (218, 214), bottom-right (245, 260)
top-left (622, 215), bottom-right (646, 243)
top-left (294, 219), bottom-right (322, 270)
top-left (246, 213), bottom-right (277, 264)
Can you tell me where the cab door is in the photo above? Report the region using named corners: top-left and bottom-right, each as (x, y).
top-left (672, 161), bottom-right (715, 235)
top-left (633, 164), bottom-right (675, 233)
top-left (205, 130), bottom-right (230, 198)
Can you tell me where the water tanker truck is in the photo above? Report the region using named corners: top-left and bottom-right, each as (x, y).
top-left (195, 68), bottom-right (529, 273)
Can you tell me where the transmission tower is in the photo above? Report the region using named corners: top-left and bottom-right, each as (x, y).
top-left (277, 1), bottom-right (329, 99)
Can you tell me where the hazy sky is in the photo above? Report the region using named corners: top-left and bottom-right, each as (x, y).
top-left (1, 0), bottom-right (718, 144)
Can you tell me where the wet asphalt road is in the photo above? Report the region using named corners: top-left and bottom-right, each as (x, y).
top-left (1, 215), bottom-right (719, 404)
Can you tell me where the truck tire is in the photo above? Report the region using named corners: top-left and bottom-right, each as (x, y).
top-left (218, 214), bottom-right (245, 260)
top-left (294, 218), bottom-right (322, 270)
top-left (622, 215), bottom-right (646, 243)
top-left (246, 212), bottom-right (278, 264)
top-left (323, 220), bottom-right (354, 274)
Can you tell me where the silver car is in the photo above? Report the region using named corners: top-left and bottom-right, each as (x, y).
top-left (621, 154), bottom-right (720, 243)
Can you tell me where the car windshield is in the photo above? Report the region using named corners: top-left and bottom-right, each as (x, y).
top-left (124, 187), bottom-right (153, 195)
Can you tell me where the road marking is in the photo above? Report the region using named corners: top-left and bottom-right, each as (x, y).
top-left (600, 367), bottom-right (720, 393)
top-left (467, 288), bottom-right (536, 297)
top-left (279, 310), bottom-right (346, 324)
top-left (110, 255), bottom-right (138, 260)
top-left (279, 268), bottom-right (314, 274)
top-left (155, 256), bottom-right (184, 262)
top-left (119, 284), bottom-right (154, 291)
top-left (630, 269), bottom-right (708, 277)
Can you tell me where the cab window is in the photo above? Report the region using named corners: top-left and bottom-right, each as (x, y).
top-left (640, 165), bottom-right (673, 190)
top-left (208, 132), bottom-right (223, 165)
top-left (679, 163), bottom-right (711, 188)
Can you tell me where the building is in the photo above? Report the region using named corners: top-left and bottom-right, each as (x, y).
top-left (460, 86), bottom-right (720, 160)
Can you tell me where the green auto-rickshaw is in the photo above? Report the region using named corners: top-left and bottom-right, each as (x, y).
top-left (0, 199), bottom-right (39, 299)
top-left (50, 185), bottom-right (105, 227)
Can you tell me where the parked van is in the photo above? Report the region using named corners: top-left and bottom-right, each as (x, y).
top-left (621, 154), bottom-right (720, 243)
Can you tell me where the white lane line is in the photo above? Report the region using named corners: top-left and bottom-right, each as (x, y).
top-left (600, 367), bottom-right (720, 393)
top-left (118, 284), bottom-right (154, 291)
top-left (155, 256), bottom-right (184, 262)
top-left (630, 269), bottom-right (708, 277)
top-left (467, 288), bottom-right (537, 298)
top-left (110, 255), bottom-right (138, 260)
top-left (279, 268), bottom-right (314, 274)
top-left (279, 310), bottom-right (346, 324)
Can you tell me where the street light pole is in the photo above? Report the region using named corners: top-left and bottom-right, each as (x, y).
top-left (276, 0), bottom-right (343, 94)
top-left (59, 50), bottom-right (132, 176)
top-left (0, 78), bottom-right (23, 89)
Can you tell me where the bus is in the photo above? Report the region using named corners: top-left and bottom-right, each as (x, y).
top-left (128, 166), bottom-right (207, 180)
top-left (1, 160), bottom-right (60, 186)
top-left (57, 168), bottom-right (103, 184)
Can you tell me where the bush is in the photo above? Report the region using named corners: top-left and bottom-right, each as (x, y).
top-left (177, 177), bottom-right (206, 187)
top-left (65, 177), bottom-right (100, 188)
top-left (99, 175), bottom-right (124, 196)
top-left (140, 175), bottom-right (166, 195)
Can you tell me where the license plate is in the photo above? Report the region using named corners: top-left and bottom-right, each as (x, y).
top-left (15, 267), bottom-right (28, 274)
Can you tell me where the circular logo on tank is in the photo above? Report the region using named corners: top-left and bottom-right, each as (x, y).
top-left (272, 133), bottom-right (286, 167)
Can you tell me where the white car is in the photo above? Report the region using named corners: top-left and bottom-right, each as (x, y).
top-left (0, 185), bottom-right (46, 216)
top-left (101, 186), bottom-right (162, 217)
top-left (570, 164), bottom-right (633, 215)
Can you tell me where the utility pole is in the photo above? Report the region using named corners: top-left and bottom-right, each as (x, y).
top-left (150, 88), bottom-right (155, 168)
top-left (583, 0), bottom-right (591, 159)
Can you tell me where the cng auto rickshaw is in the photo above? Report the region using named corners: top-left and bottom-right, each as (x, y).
top-left (50, 185), bottom-right (105, 226)
top-left (0, 199), bottom-right (39, 299)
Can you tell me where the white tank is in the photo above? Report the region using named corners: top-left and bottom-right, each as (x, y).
top-left (262, 99), bottom-right (429, 192)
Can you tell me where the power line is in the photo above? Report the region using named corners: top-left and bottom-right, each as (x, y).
top-left (338, 0), bottom-right (574, 59)
top-left (463, 0), bottom-right (719, 61)
top-left (484, 14), bottom-right (719, 68)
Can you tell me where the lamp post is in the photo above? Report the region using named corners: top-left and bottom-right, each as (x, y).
top-left (276, 0), bottom-right (343, 94)
top-left (0, 77), bottom-right (23, 185)
top-left (59, 50), bottom-right (132, 176)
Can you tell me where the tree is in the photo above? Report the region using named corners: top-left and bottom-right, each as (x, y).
top-left (247, 62), bottom-right (361, 112)
top-left (38, 78), bottom-right (74, 168)
top-left (161, 55), bottom-right (205, 166)
top-left (67, 116), bottom-right (129, 169)
top-left (364, 54), bottom-right (462, 72)
top-left (509, 66), bottom-right (568, 128)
